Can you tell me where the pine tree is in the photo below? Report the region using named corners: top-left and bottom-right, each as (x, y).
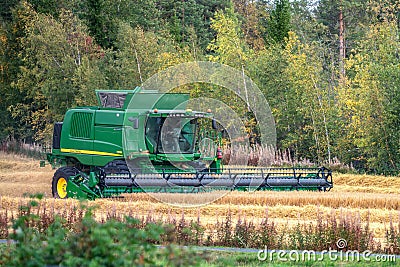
top-left (267, 0), bottom-right (291, 44)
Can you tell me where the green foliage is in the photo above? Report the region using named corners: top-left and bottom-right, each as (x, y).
top-left (338, 20), bottom-right (400, 173)
top-left (1, 1), bottom-right (38, 141)
top-left (114, 24), bottom-right (162, 87)
top-left (79, 0), bottom-right (160, 48)
top-left (0, 196), bottom-right (204, 267)
top-left (9, 4), bottom-right (106, 142)
top-left (282, 31), bottom-right (335, 163)
top-left (207, 7), bottom-right (254, 134)
top-left (157, 0), bottom-right (231, 50)
top-left (266, 0), bottom-right (291, 44)
top-left (232, 0), bottom-right (268, 50)
top-left (208, 7), bottom-right (249, 66)
top-left (28, 0), bottom-right (81, 17)
top-left (290, 0), bottom-right (329, 44)
top-left (316, 0), bottom-right (370, 46)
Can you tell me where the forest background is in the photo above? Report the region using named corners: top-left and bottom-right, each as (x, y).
top-left (0, 0), bottom-right (399, 173)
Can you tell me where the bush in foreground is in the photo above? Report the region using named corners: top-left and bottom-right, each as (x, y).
top-left (0, 196), bottom-right (204, 267)
top-left (2, 194), bottom-right (400, 266)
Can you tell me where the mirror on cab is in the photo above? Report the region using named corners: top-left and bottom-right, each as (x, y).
top-left (212, 118), bottom-right (217, 130)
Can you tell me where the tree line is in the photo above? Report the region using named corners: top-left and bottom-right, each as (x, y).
top-left (0, 0), bottom-right (399, 173)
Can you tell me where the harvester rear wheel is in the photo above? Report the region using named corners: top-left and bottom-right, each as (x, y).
top-left (51, 167), bottom-right (78, 199)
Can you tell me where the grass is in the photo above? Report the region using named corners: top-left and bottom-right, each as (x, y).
top-left (196, 250), bottom-right (400, 266)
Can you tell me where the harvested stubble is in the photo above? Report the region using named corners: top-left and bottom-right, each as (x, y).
top-left (121, 190), bottom-right (400, 210)
top-left (0, 152), bottom-right (53, 197)
top-left (333, 173), bottom-right (400, 194)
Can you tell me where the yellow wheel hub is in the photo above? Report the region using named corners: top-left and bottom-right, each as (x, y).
top-left (57, 177), bottom-right (68, 198)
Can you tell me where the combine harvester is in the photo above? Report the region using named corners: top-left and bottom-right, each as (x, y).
top-left (42, 87), bottom-right (333, 200)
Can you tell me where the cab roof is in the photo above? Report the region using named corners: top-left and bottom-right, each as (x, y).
top-left (95, 87), bottom-right (189, 110)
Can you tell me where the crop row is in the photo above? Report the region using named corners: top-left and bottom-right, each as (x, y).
top-left (118, 190), bottom-right (400, 209)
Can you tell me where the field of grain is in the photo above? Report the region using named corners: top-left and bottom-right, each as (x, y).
top-left (1, 151), bottom-right (399, 241)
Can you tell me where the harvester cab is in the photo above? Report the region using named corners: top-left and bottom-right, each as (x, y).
top-left (44, 87), bottom-right (333, 200)
top-left (142, 110), bottom-right (219, 169)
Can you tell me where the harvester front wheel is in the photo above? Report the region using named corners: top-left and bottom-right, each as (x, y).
top-left (52, 167), bottom-right (78, 199)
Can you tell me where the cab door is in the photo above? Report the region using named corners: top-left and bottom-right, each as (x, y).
top-left (93, 110), bottom-right (125, 156)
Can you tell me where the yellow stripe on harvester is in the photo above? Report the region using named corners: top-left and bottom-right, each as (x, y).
top-left (60, 148), bottom-right (123, 157)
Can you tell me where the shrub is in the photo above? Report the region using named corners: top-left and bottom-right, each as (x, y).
top-left (0, 196), bottom-right (204, 267)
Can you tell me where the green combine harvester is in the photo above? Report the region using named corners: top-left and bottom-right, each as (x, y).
top-left (42, 87), bottom-right (333, 200)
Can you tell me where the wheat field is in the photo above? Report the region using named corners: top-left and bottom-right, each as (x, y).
top-left (0, 152), bottom-right (399, 240)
